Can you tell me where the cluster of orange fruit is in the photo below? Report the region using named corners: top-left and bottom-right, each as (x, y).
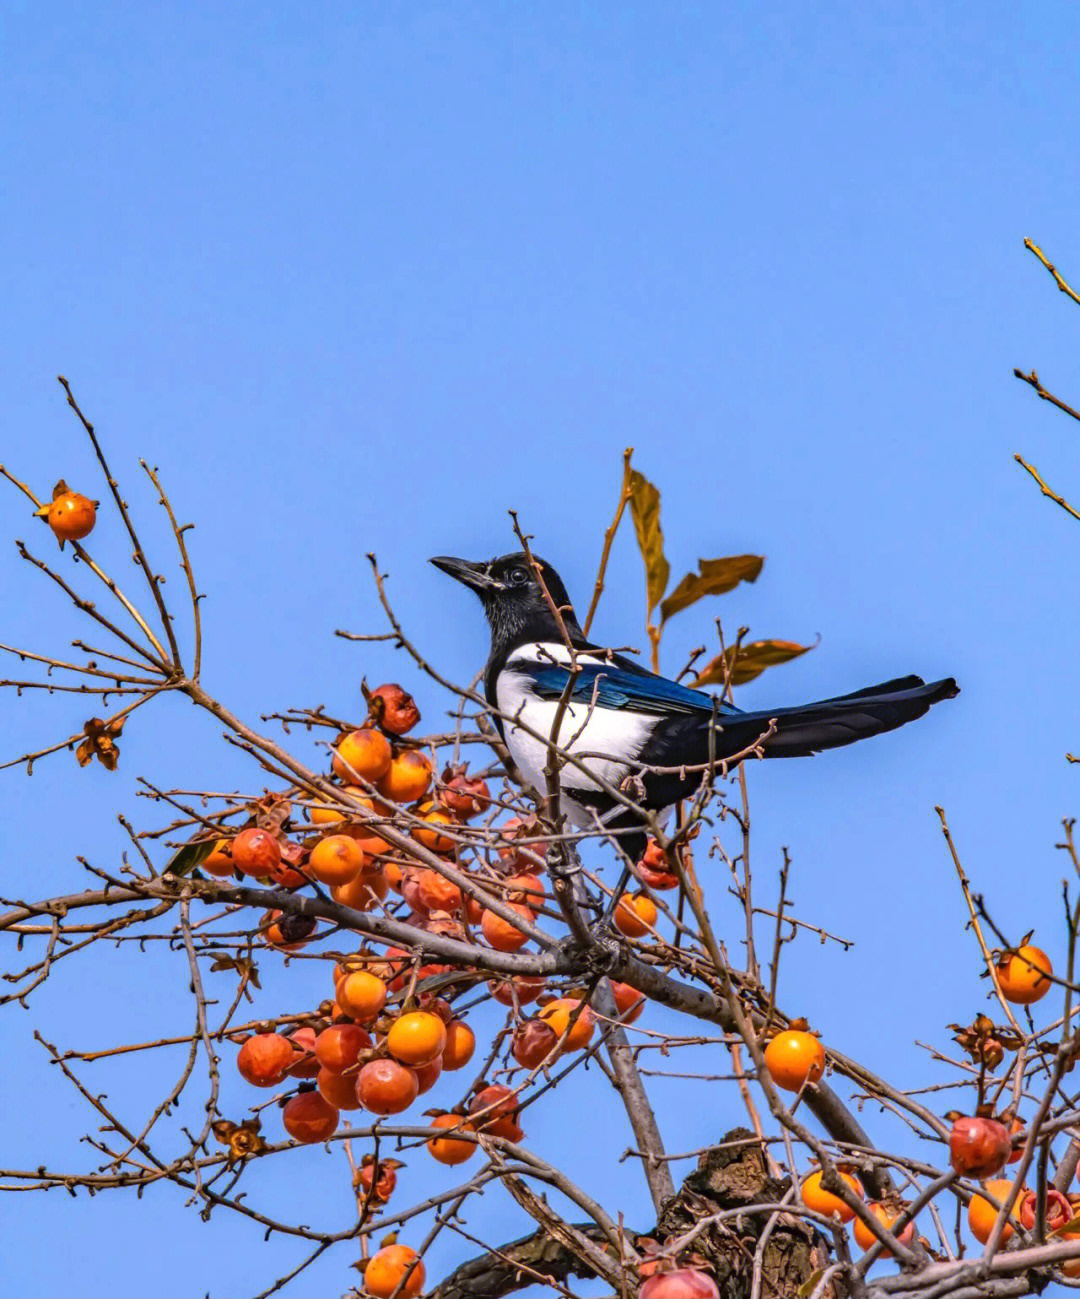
top-left (770, 939), bottom-right (1059, 1263)
top-left (795, 1160), bottom-right (1080, 1268)
top-left (210, 680), bottom-right (663, 1288)
top-left (234, 983), bottom-right (508, 1159)
top-left (234, 952), bottom-right (648, 1149)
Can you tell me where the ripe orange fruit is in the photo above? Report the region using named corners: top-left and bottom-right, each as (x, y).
top-left (440, 767), bottom-right (491, 819)
top-left (468, 1084), bottom-right (523, 1141)
top-left (47, 490), bottom-right (96, 542)
top-left (266, 841), bottom-right (308, 888)
top-left (949, 1115), bottom-right (1012, 1178)
top-left (314, 1023), bottom-right (372, 1073)
top-left (202, 839), bottom-right (234, 877)
top-left (399, 868), bottom-right (429, 915)
top-left (481, 903), bottom-right (535, 952)
top-left (381, 859), bottom-right (407, 892)
top-left (610, 980), bottom-right (646, 1023)
top-left (639, 1269), bottom-right (720, 1299)
top-left (316, 1065), bottom-right (365, 1111)
top-left (331, 868), bottom-right (388, 912)
top-left (1007, 1115), bottom-right (1026, 1164)
top-left (369, 945), bottom-right (413, 989)
top-left (421, 995), bottom-right (453, 1024)
top-left (262, 910), bottom-right (316, 950)
top-left (539, 998), bottom-right (595, 1053)
top-left (502, 872), bottom-right (545, 909)
top-left (416, 868), bottom-right (462, 914)
top-left (497, 816), bottom-right (548, 870)
top-left (427, 1113), bottom-right (477, 1165)
top-left (969, 1179), bottom-right (1022, 1245)
top-left (357, 1158), bottom-right (398, 1203)
top-left (308, 834), bottom-right (365, 886)
top-left (413, 806), bottom-right (457, 853)
top-left (377, 750), bottom-right (433, 803)
top-left (412, 1054), bottom-right (443, 1094)
top-left (512, 1018), bottom-right (559, 1068)
top-left (635, 839), bottom-right (681, 890)
top-left (286, 1027), bottom-right (321, 1078)
top-left (332, 728), bottom-right (392, 784)
top-left (363, 1244), bottom-right (425, 1299)
top-left (357, 1058), bottom-right (420, 1115)
top-left (462, 882), bottom-right (486, 925)
top-left (308, 800), bottom-right (349, 827)
top-left (852, 1202), bottom-right (916, 1257)
top-left (1020, 1187), bottom-right (1072, 1232)
top-left (441, 1020), bottom-right (476, 1071)
top-left (231, 828), bottom-right (282, 877)
top-left (614, 893), bottom-right (657, 938)
top-left (800, 1170), bottom-right (862, 1223)
top-left (237, 1033), bottom-right (295, 1087)
top-left (764, 1029), bottom-right (826, 1092)
top-left (996, 945), bottom-right (1053, 1004)
top-left (349, 826), bottom-right (395, 858)
top-left (282, 1091), bottom-right (339, 1143)
top-left (370, 683), bottom-right (421, 735)
top-left (336, 971), bottom-right (388, 1022)
top-left (489, 975), bottom-right (547, 1006)
top-left (342, 791), bottom-right (379, 816)
top-left (387, 1011), bottom-right (447, 1066)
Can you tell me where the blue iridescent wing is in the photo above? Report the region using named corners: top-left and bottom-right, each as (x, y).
top-left (519, 660), bottom-right (739, 717)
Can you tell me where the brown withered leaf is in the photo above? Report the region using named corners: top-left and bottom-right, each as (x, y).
top-left (949, 1014), bottom-right (1023, 1068)
top-left (692, 639), bottom-right (815, 688)
top-left (659, 555), bottom-right (764, 623)
top-left (628, 468), bottom-right (670, 621)
top-left (1060, 1035), bottom-right (1080, 1076)
top-left (212, 1117), bottom-right (266, 1165)
top-left (250, 791), bottom-right (292, 831)
top-left (209, 953), bottom-right (261, 990)
top-left (74, 715), bottom-right (126, 770)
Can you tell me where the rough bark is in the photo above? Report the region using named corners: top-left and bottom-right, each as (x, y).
top-left (430, 1128), bottom-right (831, 1299)
top-left (654, 1128), bottom-right (832, 1299)
top-left (427, 1221), bottom-right (612, 1299)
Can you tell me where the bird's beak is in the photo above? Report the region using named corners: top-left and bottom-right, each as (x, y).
top-left (429, 556), bottom-right (499, 593)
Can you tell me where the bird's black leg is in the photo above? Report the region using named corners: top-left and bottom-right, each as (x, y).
top-left (600, 862), bottom-right (634, 926)
top-left (596, 821), bottom-right (648, 926)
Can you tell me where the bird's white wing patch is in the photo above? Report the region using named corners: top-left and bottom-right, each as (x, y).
top-left (495, 645), bottom-right (655, 805)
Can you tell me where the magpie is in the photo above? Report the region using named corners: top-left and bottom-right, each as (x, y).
top-left (431, 552), bottom-right (958, 861)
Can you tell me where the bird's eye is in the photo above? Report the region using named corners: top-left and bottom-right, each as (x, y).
top-left (509, 567), bottom-right (529, 586)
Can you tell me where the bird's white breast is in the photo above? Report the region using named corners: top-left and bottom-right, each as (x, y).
top-left (495, 643), bottom-right (655, 816)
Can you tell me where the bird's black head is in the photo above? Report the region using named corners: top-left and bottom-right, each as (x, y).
top-left (430, 552), bottom-right (582, 653)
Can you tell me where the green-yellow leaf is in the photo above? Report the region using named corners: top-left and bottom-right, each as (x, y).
top-left (627, 469), bottom-right (669, 621)
top-left (691, 639), bottom-right (814, 688)
top-left (166, 837), bottom-right (222, 877)
top-left (798, 1270), bottom-right (825, 1298)
top-left (1052, 1215), bottom-right (1080, 1236)
top-left (660, 554), bottom-right (764, 622)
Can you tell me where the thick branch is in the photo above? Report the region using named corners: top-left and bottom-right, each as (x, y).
top-left (428, 1222), bottom-right (612, 1299)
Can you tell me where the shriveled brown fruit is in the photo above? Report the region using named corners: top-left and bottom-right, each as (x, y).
top-left (369, 683), bottom-right (421, 735)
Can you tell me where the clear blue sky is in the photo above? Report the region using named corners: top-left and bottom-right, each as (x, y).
top-left (3, 4), bottom-right (1080, 1295)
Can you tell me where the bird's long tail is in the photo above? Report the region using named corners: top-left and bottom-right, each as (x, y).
top-left (718, 675), bottom-right (959, 758)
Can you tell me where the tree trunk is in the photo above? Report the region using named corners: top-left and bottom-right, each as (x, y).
top-left (430, 1128), bottom-right (834, 1299)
